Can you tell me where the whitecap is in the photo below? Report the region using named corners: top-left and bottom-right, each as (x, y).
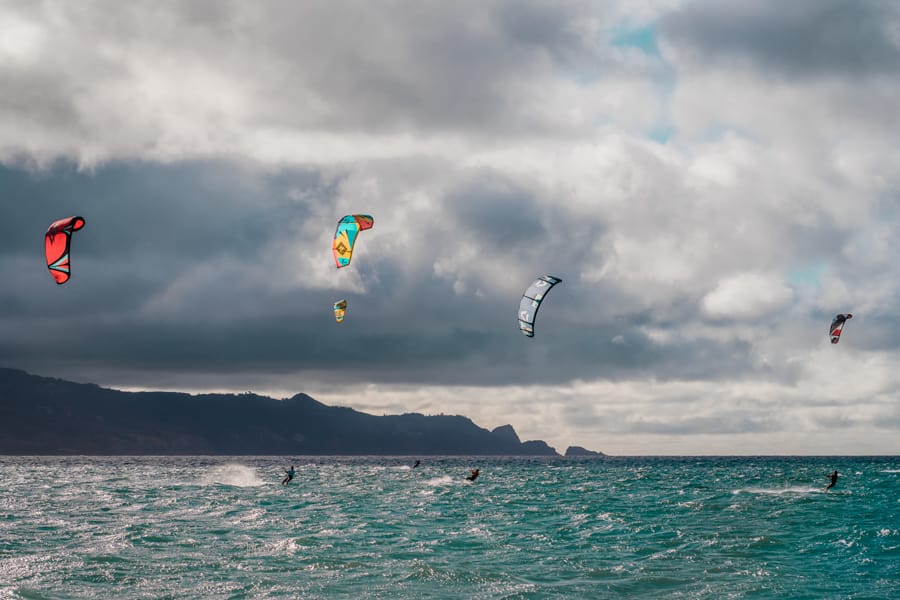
top-left (423, 475), bottom-right (454, 487)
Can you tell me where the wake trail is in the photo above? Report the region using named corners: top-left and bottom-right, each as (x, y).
top-left (733, 486), bottom-right (822, 496)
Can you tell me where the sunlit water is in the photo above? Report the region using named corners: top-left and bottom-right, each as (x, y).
top-left (1, 456), bottom-right (898, 598)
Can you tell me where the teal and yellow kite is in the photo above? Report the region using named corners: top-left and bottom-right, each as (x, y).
top-left (332, 214), bottom-right (374, 268)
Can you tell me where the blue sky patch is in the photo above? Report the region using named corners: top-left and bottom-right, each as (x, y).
top-left (611, 24), bottom-right (660, 58)
top-left (648, 125), bottom-right (673, 144)
top-left (788, 263), bottom-right (826, 288)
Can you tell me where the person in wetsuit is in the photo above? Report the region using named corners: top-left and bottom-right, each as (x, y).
top-left (825, 470), bottom-right (838, 492)
top-left (466, 468), bottom-right (480, 482)
top-left (412, 460), bottom-right (421, 469)
top-left (282, 465), bottom-right (295, 485)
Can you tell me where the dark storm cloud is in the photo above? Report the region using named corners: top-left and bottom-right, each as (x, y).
top-left (660, 0), bottom-right (900, 79)
top-left (0, 159), bottom-right (774, 390)
top-left (0, 299), bottom-right (760, 389)
top-left (446, 172), bottom-right (547, 248)
top-left (0, 161), bottom-right (335, 355)
top-left (0, 161), bottom-right (323, 293)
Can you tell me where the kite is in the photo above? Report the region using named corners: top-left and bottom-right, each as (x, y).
top-left (45, 216), bottom-right (85, 285)
top-left (517, 275), bottom-right (562, 337)
top-left (332, 214), bottom-right (374, 268)
top-left (829, 313), bottom-right (852, 344)
top-left (334, 299), bottom-right (348, 323)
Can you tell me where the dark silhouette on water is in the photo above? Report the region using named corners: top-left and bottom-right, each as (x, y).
top-left (412, 460), bottom-right (420, 469)
top-left (825, 470), bottom-right (838, 492)
top-left (466, 468), bottom-right (480, 482)
top-left (282, 465), bottom-right (295, 485)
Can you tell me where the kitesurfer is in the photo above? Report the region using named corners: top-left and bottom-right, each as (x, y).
top-left (412, 460), bottom-right (421, 469)
top-left (282, 465), bottom-right (295, 485)
top-left (824, 470), bottom-right (838, 492)
top-left (466, 468), bottom-right (480, 482)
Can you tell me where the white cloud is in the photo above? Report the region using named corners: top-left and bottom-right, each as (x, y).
top-left (702, 272), bottom-right (794, 320)
top-left (0, 12), bottom-right (45, 65)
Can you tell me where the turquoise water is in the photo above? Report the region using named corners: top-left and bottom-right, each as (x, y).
top-left (1, 456), bottom-right (897, 599)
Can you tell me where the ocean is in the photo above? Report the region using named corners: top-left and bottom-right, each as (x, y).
top-left (0, 456), bottom-right (897, 599)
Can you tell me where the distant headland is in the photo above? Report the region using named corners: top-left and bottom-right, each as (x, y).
top-left (564, 446), bottom-right (607, 457)
top-left (0, 368), bottom-right (604, 456)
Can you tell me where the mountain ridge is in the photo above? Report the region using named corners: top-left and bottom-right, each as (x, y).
top-left (0, 368), bottom-right (578, 456)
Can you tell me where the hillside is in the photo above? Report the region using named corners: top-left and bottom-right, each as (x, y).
top-left (0, 368), bottom-right (559, 456)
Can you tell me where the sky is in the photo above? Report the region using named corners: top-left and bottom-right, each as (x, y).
top-left (2, 0), bottom-right (900, 455)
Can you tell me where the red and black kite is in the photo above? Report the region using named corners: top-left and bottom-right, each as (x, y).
top-left (829, 313), bottom-right (852, 344)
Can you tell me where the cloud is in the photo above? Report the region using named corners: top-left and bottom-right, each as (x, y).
top-left (660, 1), bottom-right (900, 80)
top-left (702, 272), bottom-right (794, 320)
top-left (1, 2), bottom-right (900, 454)
top-left (0, 1), bottom-right (666, 167)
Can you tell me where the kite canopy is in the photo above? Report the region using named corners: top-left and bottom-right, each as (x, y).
top-left (333, 214), bottom-right (374, 268)
top-left (45, 216), bottom-right (85, 285)
top-left (517, 275), bottom-right (562, 337)
top-left (334, 299), bottom-right (348, 323)
top-left (829, 313), bottom-right (852, 344)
